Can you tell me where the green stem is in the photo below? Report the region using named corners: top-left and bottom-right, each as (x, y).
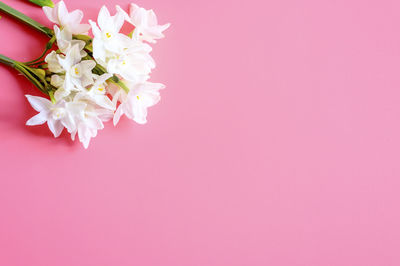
top-left (0, 54), bottom-right (48, 95)
top-left (0, 1), bottom-right (53, 37)
top-left (15, 64), bottom-right (47, 94)
top-left (25, 35), bottom-right (56, 64)
top-left (93, 61), bottom-right (130, 93)
top-left (27, 60), bottom-right (46, 66)
top-left (0, 54), bottom-right (16, 67)
top-left (29, 0), bottom-right (54, 8)
top-left (110, 76), bottom-right (130, 93)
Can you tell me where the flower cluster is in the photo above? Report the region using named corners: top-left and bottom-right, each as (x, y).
top-left (23, 1), bottom-right (169, 148)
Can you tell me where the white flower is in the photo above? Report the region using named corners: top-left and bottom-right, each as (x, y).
top-left (118, 3), bottom-right (170, 43)
top-left (106, 41), bottom-right (155, 82)
top-left (55, 44), bottom-right (96, 96)
top-left (26, 95), bottom-right (112, 148)
top-left (43, 1), bottom-right (90, 34)
top-left (113, 82), bottom-right (164, 125)
top-left (89, 6), bottom-right (131, 64)
top-left (70, 102), bottom-right (113, 149)
top-left (45, 51), bottom-right (63, 73)
top-left (54, 26), bottom-right (86, 56)
top-left (25, 95), bottom-right (85, 137)
top-left (74, 73), bottom-right (115, 110)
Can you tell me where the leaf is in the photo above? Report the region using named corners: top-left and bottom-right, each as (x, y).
top-left (28, 0), bottom-right (54, 8)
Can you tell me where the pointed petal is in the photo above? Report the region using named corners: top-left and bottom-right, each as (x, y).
top-left (147, 10), bottom-right (158, 26)
top-left (113, 9), bottom-right (126, 32)
top-left (113, 105), bottom-right (124, 126)
top-left (132, 104), bottom-right (148, 124)
top-left (77, 124), bottom-right (92, 149)
top-left (96, 95), bottom-right (115, 110)
top-left (116, 5), bottom-right (130, 21)
top-left (25, 95), bottom-right (52, 112)
top-left (65, 9), bottom-right (83, 25)
top-left (69, 44), bottom-right (83, 65)
top-left (129, 4), bottom-right (140, 18)
top-left (26, 112), bottom-right (47, 126)
top-left (89, 20), bottom-right (101, 37)
top-left (47, 119), bottom-right (64, 138)
top-left (98, 6), bottom-right (111, 30)
top-left (70, 23), bottom-right (91, 35)
top-left (61, 114), bottom-right (76, 132)
top-left (57, 1), bottom-right (69, 25)
top-left (70, 129), bottom-right (77, 141)
top-left (80, 60), bottom-right (96, 70)
top-left (42, 6), bottom-right (58, 23)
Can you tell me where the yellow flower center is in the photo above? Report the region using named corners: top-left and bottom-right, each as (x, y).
top-left (106, 32), bottom-right (112, 38)
top-left (52, 108), bottom-right (65, 120)
top-left (136, 95), bottom-right (140, 100)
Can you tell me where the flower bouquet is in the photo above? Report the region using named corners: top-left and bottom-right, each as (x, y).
top-left (0, 1), bottom-right (170, 148)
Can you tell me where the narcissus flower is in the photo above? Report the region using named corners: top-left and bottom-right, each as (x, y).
top-left (118, 3), bottom-right (170, 43)
top-left (70, 104), bottom-right (113, 149)
top-left (56, 44), bottom-right (96, 93)
top-left (54, 26), bottom-right (86, 56)
top-left (0, 1), bottom-right (169, 148)
top-left (43, 1), bottom-right (90, 34)
top-left (89, 6), bottom-right (131, 64)
top-left (25, 95), bottom-right (85, 137)
top-left (113, 81), bottom-right (164, 125)
top-left (74, 74), bottom-right (115, 110)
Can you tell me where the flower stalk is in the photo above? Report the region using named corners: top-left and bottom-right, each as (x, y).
top-left (0, 1), bottom-right (53, 37)
top-left (24, 34), bottom-right (56, 64)
top-left (29, 0), bottom-right (54, 8)
top-left (0, 54), bottom-right (51, 95)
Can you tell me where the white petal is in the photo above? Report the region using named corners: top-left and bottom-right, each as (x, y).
top-left (57, 1), bottom-right (69, 24)
top-left (42, 6), bottom-right (58, 24)
top-left (96, 95), bottom-right (115, 110)
top-left (89, 20), bottom-right (101, 37)
top-left (50, 74), bottom-right (65, 88)
top-left (69, 44), bottom-right (83, 65)
top-left (133, 104), bottom-right (147, 124)
top-left (26, 112), bottom-right (47, 126)
top-left (113, 105), bottom-right (124, 125)
top-left (77, 124), bottom-right (92, 149)
top-left (47, 119), bottom-right (64, 138)
top-left (65, 9), bottom-right (83, 26)
top-left (116, 5), bottom-right (130, 21)
top-left (54, 87), bottom-right (70, 101)
top-left (111, 89), bottom-right (123, 106)
top-left (98, 6), bottom-right (111, 30)
top-left (96, 73), bottom-right (112, 85)
top-left (147, 10), bottom-right (158, 26)
top-left (69, 23), bottom-right (91, 35)
top-left (64, 74), bottom-right (75, 93)
top-left (96, 108), bottom-right (114, 121)
top-left (45, 51), bottom-right (63, 73)
top-left (79, 60), bottom-right (96, 70)
top-left (25, 95), bottom-right (52, 112)
top-left (70, 129), bottom-right (77, 141)
top-left (113, 9), bottom-right (126, 32)
top-left (61, 114), bottom-right (76, 132)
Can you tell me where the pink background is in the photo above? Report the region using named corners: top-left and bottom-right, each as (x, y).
top-left (1, 0), bottom-right (400, 265)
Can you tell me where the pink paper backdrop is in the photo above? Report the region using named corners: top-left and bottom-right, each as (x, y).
top-left (1, 0), bottom-right (400, 265)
